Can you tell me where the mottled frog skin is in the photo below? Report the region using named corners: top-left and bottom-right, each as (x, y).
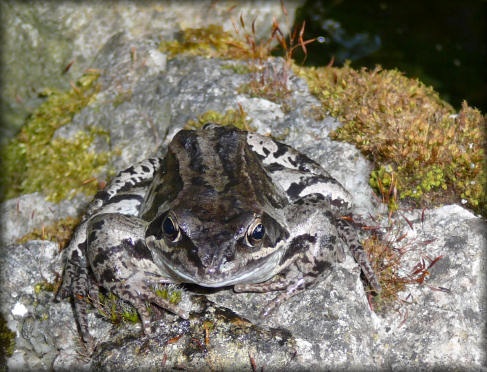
top-left (58, 124), bottom-right (381, 346)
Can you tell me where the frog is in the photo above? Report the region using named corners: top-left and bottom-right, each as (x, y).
top-left (57, 123), bottom-right (381, 347)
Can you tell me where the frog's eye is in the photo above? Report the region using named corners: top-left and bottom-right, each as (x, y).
top-left (162, 213), bottom-right (181, 243)
top-left (245, 218), bottom-right (265, 247)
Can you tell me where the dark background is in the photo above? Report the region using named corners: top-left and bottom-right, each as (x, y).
top-left (288, 0), bottom-right (486, 112)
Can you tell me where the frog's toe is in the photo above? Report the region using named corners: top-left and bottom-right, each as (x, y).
top-left (259, 296), bottom-right (282, 318)
top-left (138, 307), bottom-right (154, 335)
top-left (260, 292), bottom-right (296, 318)
top-left (143, 291), bottom-right (189, 320)
top-left (55, 270), bottom-right (76, 301)
top-left (54, 286), bottom-right (70, 302)
top-left (132, 293), bottom-right (189, 336)
top-left (80, 333), bottom-right (96, 355)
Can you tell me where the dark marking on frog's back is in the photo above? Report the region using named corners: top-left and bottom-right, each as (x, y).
top-left (101, 268), bottom-right (117, 283)
top-left (170, 126), bottom-right (288, 215)
top-left (185, 133), bottom-right (207, 174)
top-left (90, 219), bottom-right (105, 231)
top-left (91, 244), bottom-right (123, 266)
top-left (267, 163), bottom-right (285, 172)
top-left (310, 260), bottom-right (333, 277)
top-left (280, 234), bottom-right (317, 265)
top-left (129, 239), bottom-right (153, 261)
top-left (273, 142), bottom-right (288, 158)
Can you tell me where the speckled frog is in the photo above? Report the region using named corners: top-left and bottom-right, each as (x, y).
top-left (58, 124), bottom-right (381, 346)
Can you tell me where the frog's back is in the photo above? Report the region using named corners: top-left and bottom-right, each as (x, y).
top-left (140, 124), bottom-right (289, 221)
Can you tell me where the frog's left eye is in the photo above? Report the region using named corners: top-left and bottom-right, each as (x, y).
top-left (162, 213), bottom-right (182, 243)
top-left (245, 218), bottom-right (265, 247)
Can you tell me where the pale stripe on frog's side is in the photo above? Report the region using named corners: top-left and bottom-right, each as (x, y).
top-left (57, 123), bottom-right (381, 351)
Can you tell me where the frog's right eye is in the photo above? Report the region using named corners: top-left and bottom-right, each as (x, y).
top-left (244, 217), bottom-right (266, 247)
top-left (162, 213), bottom-right (182, 243)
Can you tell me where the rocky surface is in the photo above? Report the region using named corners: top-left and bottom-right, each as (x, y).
top-left (1, 16), bottom-right (486, 371)
top-left (0, 0), bottom-right (299, 140)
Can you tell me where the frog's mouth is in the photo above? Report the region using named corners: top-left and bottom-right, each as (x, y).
top-left (166, 248), bottom-right (284, 287)
top-left (147, 235), bottom-right (286, 287)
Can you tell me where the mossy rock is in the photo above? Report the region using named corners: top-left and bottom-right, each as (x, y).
top-left (0, 70), bottom-right (113, 203)
top-left (296, 63), bottom-right (486, 215)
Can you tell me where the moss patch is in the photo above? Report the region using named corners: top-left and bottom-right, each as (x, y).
top-left (185, 107), bottom-right (252, 131)
top-left (0, 70), bottom-right (113, 203)
top-left (153, 284), bottom-right (183, 305)
top-left (296, 64), bottom-right (486, 215)
top-left (0, 313), bottom-right (15, 370)
top-left (159, 24), bottom-right (273, 62)
top-left (17, 216), bottom-right (80, 250)
top-left (95, 285), bottom-right (183, 326)
top-left (362, 221), bottom-right (446, 314)
top-left (160, 20), bottom-right (314, 105)
top-left (96, 292), bottom-right (140, 325)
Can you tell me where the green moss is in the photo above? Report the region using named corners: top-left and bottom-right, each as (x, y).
top-left (159, 24), bottom-right (273, 62)
top-left (154, 284), bottom-right (183, 305)
top-left (17, 216), bottom-right (80, 250)
top-left (296, 64), bottom-right (486, 215)
top-left (34, 281), bottom-right (57, 295)
top-left (160, 24), bottom-right (230, 59)
top-left (0, 313), bottom-right (15, 370)
top-left (369, 166), bottom-right (399, 212)
top-left (221, 62), bottom-right (254, 74)
top-left (0, 70), bottom-right (113, 203)
top-left (96, 285), bottom-right (183, 326)
top-left (97, 292), bottom-right (140, 325)
top-left (185, 107), bottom-right (252, 131)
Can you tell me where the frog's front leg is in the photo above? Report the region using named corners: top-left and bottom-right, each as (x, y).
top-left (85, 213), bottom-right (189, 336)
top-left (334, 216), bottom-right (382, 292)
top-left (234, 264), bottom-right (319, 318)
top-left (234, 232), bottom-right (339, 317)
top-left (235, 194), bottom-right (346, 317)
top-left (58, 158), bottom-right (162, 299)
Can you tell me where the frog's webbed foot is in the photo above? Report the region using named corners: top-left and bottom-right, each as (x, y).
top-left (86, 213), bottom-right (188, 336)
top-left (54, 238), bottom-right (97, 349)
top-left (234, 276), bottom-right (309, 318)
top-left (70, 262), bottom-right (97, 349)
top-left (105, 271), bottom-right (190, 335)
top-left (56, 228), bottom-right (89, 300)
top-left (335, 216), bottom-right (382, 293)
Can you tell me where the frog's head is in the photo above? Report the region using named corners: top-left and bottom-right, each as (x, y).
top-left (144, 124), bottom-right (290, 287)
top-left (145, 206), bottom-right (289, 287)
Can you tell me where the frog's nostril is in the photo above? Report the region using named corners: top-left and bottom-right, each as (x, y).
top-left (199, 253), bottom-right (216, 268)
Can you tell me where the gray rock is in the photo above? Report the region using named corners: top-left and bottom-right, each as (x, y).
top-left (0, 192), bottom-right (88, 246)
top-left (373, 205), bottom-right (487, 370)
top-left (1, 29), bottom-right (485, 371)
top-left (0, 241), bottom-right (79, 370)
top-left (0, 0), bottom-right (299, 141)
